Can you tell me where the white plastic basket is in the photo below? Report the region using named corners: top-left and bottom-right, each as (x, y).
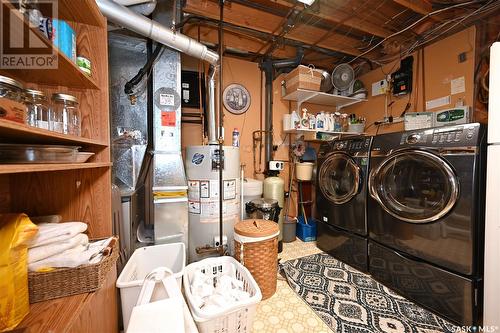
top-left (116, 243), bottom-right (186, 330)
top-left (183, 256), bottom-right (262, 333)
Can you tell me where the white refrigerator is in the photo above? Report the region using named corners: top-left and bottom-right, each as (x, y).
top-left (484, 41), bottom-right (500, 327)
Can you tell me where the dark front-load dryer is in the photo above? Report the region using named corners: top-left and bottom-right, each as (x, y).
top-left (367, 123), bottom-right (486, 326)
top-left (316, 136), bottom-right (372, 272)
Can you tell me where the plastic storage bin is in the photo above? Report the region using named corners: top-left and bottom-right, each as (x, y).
top-left (116, 243), bottom-right (186, 330)
top-left (297, 216), bottom-right (317, 242)
top-left (183, 256), bottom-right (262, 333)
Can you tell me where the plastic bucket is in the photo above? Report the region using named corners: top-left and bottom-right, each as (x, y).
top-left (295, 162), bottom-right (314, 181)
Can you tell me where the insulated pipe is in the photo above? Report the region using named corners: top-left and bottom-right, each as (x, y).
top-left (96, 0), bottom-right (219, 65)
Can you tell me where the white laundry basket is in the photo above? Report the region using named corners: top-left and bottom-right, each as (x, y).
top-left (183, 256), bottom-right (262, 333)
top-left (117, 243), bottom-right (186, 330)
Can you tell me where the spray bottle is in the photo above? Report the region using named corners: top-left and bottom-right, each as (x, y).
top-left (232, 128), bottom-right (240, 147)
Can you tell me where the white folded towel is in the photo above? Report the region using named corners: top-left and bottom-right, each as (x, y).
top-left (28, 237), bottom-right (114, 272)
top-left (28, 233), bottom-right (89, 264)
top-left (29, 222), bottom-right (88, 248)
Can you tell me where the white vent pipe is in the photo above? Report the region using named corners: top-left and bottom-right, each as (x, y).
top-left (96, 0), bottom-right (220, 144)
top-left (113, 0), bottom-right (152, 5)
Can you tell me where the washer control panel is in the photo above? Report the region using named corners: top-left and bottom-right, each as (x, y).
top-left (333, 137), bottom-right (371, 153)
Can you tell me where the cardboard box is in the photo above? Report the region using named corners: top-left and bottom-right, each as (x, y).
top-left (285, 65), bottom-right (322, 95)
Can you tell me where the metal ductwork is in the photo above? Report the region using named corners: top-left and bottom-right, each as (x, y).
top-left (96, 0), bottom-right (220, 144)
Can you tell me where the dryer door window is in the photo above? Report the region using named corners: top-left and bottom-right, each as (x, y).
top-left (369, 149), bottom-right (459, 223)
top-left (319, 152), bottom-right (361, 204)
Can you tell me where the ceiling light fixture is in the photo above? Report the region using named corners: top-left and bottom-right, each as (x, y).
top-left (297, 0), bottom-right (315, 5)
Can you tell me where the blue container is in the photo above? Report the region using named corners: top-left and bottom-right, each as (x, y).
top-left (52, 19), bottom-right (76, 63)
top-left (296, 216), bottom-right (317, 242)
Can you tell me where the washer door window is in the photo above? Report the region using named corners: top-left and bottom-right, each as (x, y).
top-left (369, 150), bottom-right (459, 223)
top-left (319, 152), bottom-right (361, 204)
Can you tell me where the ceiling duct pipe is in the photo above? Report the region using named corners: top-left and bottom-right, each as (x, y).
top-left (260, 47), bottom-right (304, 171)
top-left (96, 0), bottom-right (220, 144)
top-left (112, 0), bottom-right (157, 16)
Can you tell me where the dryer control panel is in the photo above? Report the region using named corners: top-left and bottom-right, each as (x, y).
top-left (398, 123), bottom-right (482, 147)
top-left (372, 123), bottom-right (484, 152)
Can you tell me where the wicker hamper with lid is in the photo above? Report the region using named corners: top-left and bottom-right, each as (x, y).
top-left (234, 219), bottom-right (279, 300)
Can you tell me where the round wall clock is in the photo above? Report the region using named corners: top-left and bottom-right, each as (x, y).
top-left (223, 83), bottom-right (251, 115)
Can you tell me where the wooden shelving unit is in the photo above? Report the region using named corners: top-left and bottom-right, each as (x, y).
top-left (0, 1), bottom-right (117, 332)
top-left (282, 88), bottom-right (366, 110)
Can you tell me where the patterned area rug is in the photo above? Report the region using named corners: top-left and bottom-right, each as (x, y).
top-left (282, 253), bottom-right (457, 333)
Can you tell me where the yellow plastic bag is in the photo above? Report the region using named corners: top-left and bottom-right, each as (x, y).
top-left (0, 214), bottom-right (38, 332)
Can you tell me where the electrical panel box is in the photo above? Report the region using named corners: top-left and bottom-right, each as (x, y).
top-left (181, 70), bottom-right (202, 108)
top-left (372, 79), bottom-right (388, 96)
top-left (392, 56), bottom-right (413, 96)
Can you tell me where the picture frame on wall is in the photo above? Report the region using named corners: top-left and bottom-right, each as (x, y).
top-left (223, 83), bottom-right (251, 115)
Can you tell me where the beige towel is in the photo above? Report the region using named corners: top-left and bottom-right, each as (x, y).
top-left (29, 222), bottom-right (88, 248)
top-left (29, 237), bottom-right (113, 272)
top-left (28, 233), bottom-right (89, 263)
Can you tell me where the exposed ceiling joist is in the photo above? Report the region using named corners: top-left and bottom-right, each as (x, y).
top-left (183, 0), bottom-right (368, 58)
top-left (183, 24), bottom-right (298, 59)
top-left (392, 0), bottom-right (433, 15)
top-left (273, 0), bottom-right (393, 38)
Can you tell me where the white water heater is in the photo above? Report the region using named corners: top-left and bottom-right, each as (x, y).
top-left (185, 145), bottom-right (240, 262)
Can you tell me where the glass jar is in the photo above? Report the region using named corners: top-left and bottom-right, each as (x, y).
top-left (51, 93), bottom-right (80, 135)
top-left (25, 89), bottom-right (49, 129)
top-left (0, 75), bottom-right (26, 124)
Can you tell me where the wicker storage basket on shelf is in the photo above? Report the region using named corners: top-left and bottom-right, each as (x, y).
top-left (28, 237), bottom-right (119, 303)
top-left (284, 65), bottom-right (322, 95)
top-left (234, 219), bottom-right (279, 300)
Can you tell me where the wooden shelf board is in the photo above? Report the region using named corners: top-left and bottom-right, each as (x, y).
top-left (0, 120), bottom-right (108, 147)
top-left (0, 162), bottom-right (112, 175)
top-left (282, 89), bottom-right (366, 109)
top-left (56, 0), bottom-right (106, 28)
top-left (0, 2), bottom-right (99, 89)
top-left (15, 293), bottom-right (90, 333)
top-left (284, 129), bottom-right (364, 135)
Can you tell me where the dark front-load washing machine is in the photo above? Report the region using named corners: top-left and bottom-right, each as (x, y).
top-left (367, 123), bottom-right (486, 326)
top-left (316, 135), bottom-right (372, 272)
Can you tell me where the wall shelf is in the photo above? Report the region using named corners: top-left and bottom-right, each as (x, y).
top-left (0, 1), bottom-right (99, 89)
top-left (56, 0), bottom-right (106, 27)
top-left (284, 128), bottom-right (365, 142)
top-left (0, 162), bottom-right (112, 175)
top-left (0, 120), bottom-right (108, 147)
top-left (282, 89), bottom-right (366, 110)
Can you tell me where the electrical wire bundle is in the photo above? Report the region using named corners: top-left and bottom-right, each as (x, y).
top-left (349, 0), bottom-right (500, 66)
